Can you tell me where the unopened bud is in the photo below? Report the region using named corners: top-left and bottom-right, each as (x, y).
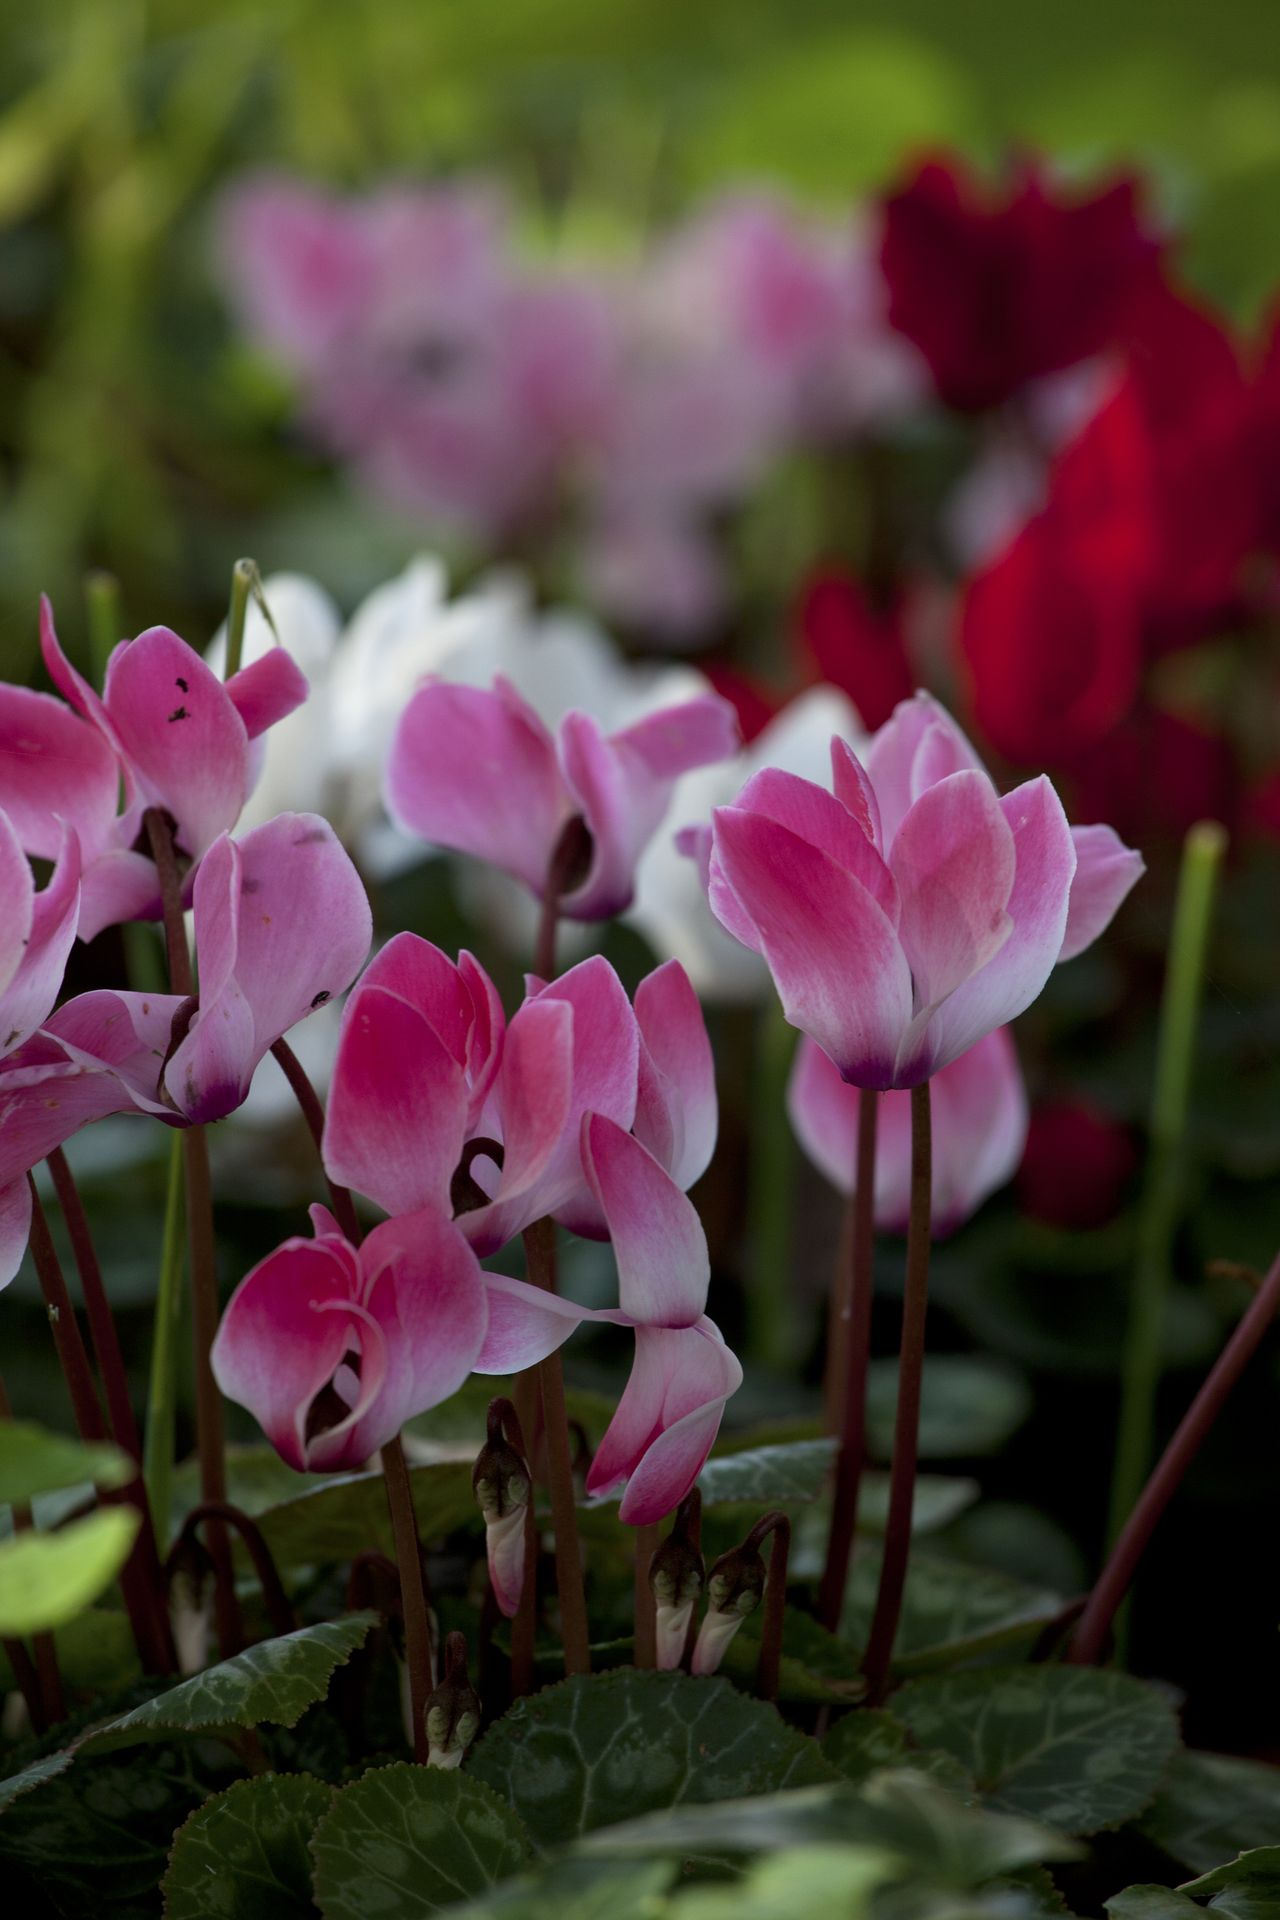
top-left (474, 1404), bottom-right (532, 1619)
top-left (692, 1542), bottom-right (764, 1677)
top-left (426, 1631), bottom-right (481, 1769)
top-left (649, 1530), bottom-right (705, 1672)
top-left (165, 1534), bottom-right (213, 1677)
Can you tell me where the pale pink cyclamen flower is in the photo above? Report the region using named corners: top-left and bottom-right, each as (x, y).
top-left (0, 600), bottom-right (307, 940)
top-left (385, 676), bottom-right (739, 921)
top-left (788, 1026), bottom-right (1029, 1236)
top-left (0, 813), bottom-right (370, 1286)
top-left (211, 1203), bottom-right (489, 1471)
top-left (701, 692), bottom-right (1143, 1089)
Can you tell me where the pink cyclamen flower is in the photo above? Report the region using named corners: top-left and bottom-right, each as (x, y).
top-left (211, 1204), bottom-right (488, 1471)
top-left (322, 934), bottom-right (716, 1253)
top-left (788, 1027), bottom-right (1028, 1236)
top-left (0, 813), bottom-right (370, 1285)
top-left (385, 676), bottom-right (739, 920)
top-left (0, 599), bottom-right (307, 940)
top-left (703, 692), bottom-right (1143, 1089)
top-left (0, 812), bottom-right (80, 1061)
top-left (476, 1115), bottom-right (741, 1526)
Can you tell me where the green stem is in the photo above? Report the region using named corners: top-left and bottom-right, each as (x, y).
top-left (1107, 822), bottom-right (1227, 1626)
top-left (745, 1001), bottom-right (796, 1369)
top-left (84, 569), bottom-right (121, 684)
top-left (223, 557), bottom-right (256, 680)
top-left (144, 1131), bottom-right (185, 1559)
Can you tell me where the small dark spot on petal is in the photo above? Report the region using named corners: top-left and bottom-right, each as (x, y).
top-left (167, 706), bottom-right (189, 723)
top-left (175, 676), bottom-right (188, 692)
top-left (310, 990), bottom-right (331, 1009)
top-left (241, 877), bottom-right (261, 894)
top-left (293, 827), bottom-right (328, 845)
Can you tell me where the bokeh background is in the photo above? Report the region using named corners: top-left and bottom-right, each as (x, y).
top-left (3, 0), bottom-right (1279, 1758)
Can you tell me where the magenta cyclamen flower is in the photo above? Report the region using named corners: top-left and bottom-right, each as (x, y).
top-left (0, 813), bottom-right (370, 1285)
top-left (703, 693), bottom-right (1143, 1089)
top-left (323, 935), bottom-right (716, 1251)
top-left (385, 677), bottom-right (739, 920)
top-left (211, 1205), bottom-right (488, 1471)
top-left (789, 1027), bottom-right (1029, 1237)
top-left (0, 812), bottom-right (80, 1060)
top-left (0, 600), bottom-right (307, 940)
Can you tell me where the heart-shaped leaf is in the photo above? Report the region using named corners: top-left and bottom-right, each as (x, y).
top-left (163, 1771), bottom-right (335, 1919)
top-left (311, 1764), bottom-right (530, 1917)
top-left (1181, 1846), bottom-right (1280, 1920)
top-left (0, 1419), bottom-right (133, 1508)
top-left (1139, 1753), bottom-right (1280, 1875)
top-left (0, 1506), bottom-right (139, 1635)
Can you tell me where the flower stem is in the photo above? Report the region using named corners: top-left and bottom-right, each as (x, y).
top-left (1071, 1247), bottom-right (1280, 1666)
top-left (0, 1376), bottom-right (64, 1727)
top-left (818, 1087), bottom-right (879, 1633)
top-left (172, 1502), bottom-right (296, 1640)
top-left (46, 1148), bottom-right (139, 1456)
top-left (144, 1131), bottom-right (185, 1559)
top-left (745, 1002), bottom-right (796, 1369)
top-left (534, 893), bottom-right (558, 982)
top-left (381, 1433), bottom-right (433, 1763)
top-left (859, 1080), bottom-right (931, 1704)
top-left (270, 1038), bottom-right (362, 1241)
top-left (754, 1513), bottom-right (792, 1704)
top-left (633, 1523), bottom-right (659, 1668)
top-left (522, 1218), bottom-right (591, 1676)
top-left (1108, 821), bottom-right (1226, 1646)
top-left (223, 558), bottom-right (257, 681)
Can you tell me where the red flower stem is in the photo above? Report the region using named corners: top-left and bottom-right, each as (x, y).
top-left (173, 1501), bottom-right (296, 1640)
top-left (534, 892), bottom-right (558, 983)
top-left (0, 1375), bottom-right (63, 1726)
top-left (1069, 1246), bottom-right (1280, 1666)
top-left (818, 1087), bottom-right (879, 1632)
top-left (143, 806), bottom-right (240, 1657)
top-left (633, 1522), bottom-right (659, 1668)
top-left (380, 1433), bottom-right (433, 1763)
top-left (24, 1180), bottom-right (174, 1673)
top-left (522, 1218), bottom-right (591, 1676)
top-left (269, 1038), bottom-right (362, 1241)
top-left (753, 1512), bottom-right (792, 1704)
top-left (859, 1080), bottom-right (931, 1704)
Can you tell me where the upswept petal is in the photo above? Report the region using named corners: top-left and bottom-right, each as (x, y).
top-left (581, 1115), bottom-right (709, 1328)
top-left (102, 626), bottom-right (250, 860)
top-left (324, 984), bottom-right (468, 1218)
top-left (42, 990), bottom-right (182, 1113)
top-left (730, 766), bottom-right (899, 922)
top-left (0, 824), bottom-right (81, 1057)
top-left (224, 647), bottom-right (309, 741)
top-left (457, 950), bottom-right (506, 1121)
top-left (830, 738), bottom-right (883, 850)
top-left (358, 932), bottom-right (476, 1066)
top-left (865, 692), bottom-right (986, 851)
top-left (925, 775), bottom-right (1077, 1076)
top-left (0, 813), bottom-right (35, 1000)
top-left (76, 849), bottom-right (164, 943)
top-left (710, 807), bottom-right (913, 1088)
top-left (39, 597), bottom-right (116, 738)
top-left (461, 998), bottom-right (574, 1257)
top-left (609, 693), bottom-right (740, 781)
top-left (210, 1239), bottom-right (366, 1472)
top-left (0, 682), bottom-right (119, 863)
top-left (529, 956), bottom-right (640, 1231)
top-left (890, 769), bottom-right (1016, 1012)
top-left (633, 959), bottom-right (717, 1189)
top-left (558, 711), bottom-right (663, 920)
top-left (587, 1321), bottom-right (742, 1526)
top-left (472, 1271), bottom-right (607, 1373)
top-left (385, 677), bottom-right (567, 897)
top-left (1059, 824), bottom-right (1145, 962)
top-left (0, 1178), bottom-right (32, 1291)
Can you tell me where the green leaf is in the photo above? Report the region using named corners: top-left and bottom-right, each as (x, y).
top-left (895, 1666), bottom-right (1181, 1835)
top-left (1105, 1890), bottom-right (1203, 1918)
top-left (865, 1356), bottom-right (1033, 1460)
top-left (823, 1708), bottom-right (973, 1793)
top-left (842, 1548), bottom-right (1063, 1672)
top-left (1140, 1753), bottom-right (1280, 1875)
top-left (163, 1771), bottom-right (334, 1919)
top-left (311, 1763), bottom-right (530, 1918)
top-left (0, 1419), bottom-right (133, 1508)
top-left (251, 1463), bottom-right (478, 1568)
top-left (449, 1856), bottom-right (676, 1920)
top-left (467, 1670), bottom-right (836, 1855)
top-left (695, 1438), bottom-right (834, 1505)
top-left (1181, 1847), bottom-right (1280, 1920)
top-left (0, 1748), bottom-right (73, 1814)
top-left (0, 1506), bottom-right (140, 1634)
top-left (664, 1842), bottom-right (899, 1919)
top-left (724, 1606), bottom-right (865, 1704)
top-left (80, 1614), bottom-right (378, 1750)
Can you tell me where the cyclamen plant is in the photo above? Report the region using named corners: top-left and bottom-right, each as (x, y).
top-left (1, 567), bottom-right (1277, 1920)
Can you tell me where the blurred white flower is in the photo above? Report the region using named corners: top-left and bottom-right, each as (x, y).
top-left (628, 684), bottom-right (866, 1003)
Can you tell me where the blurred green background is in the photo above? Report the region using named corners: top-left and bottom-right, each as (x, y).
top-left (2, 0), bottom-right (1280, 675)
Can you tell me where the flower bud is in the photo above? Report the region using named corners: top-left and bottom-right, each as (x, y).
top-left (692, 1541), bottom-right (765, 1678)
top-left (425, 1631), bottom-right (481, 1769)
top-left (165, 1533), bottom-right (213, 1677)
top-left (474, 1404), bottom-right (533, 1619)
top-left (649, 1525), bottom-right (705, 1673)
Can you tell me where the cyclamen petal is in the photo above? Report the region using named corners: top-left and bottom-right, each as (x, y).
top-left (0, 683), bottom-right (119, 865)
top-left (324, 983), bottom-right (468, 1218)
top-left (633, 959), bottom-right (717, 1190)
top-left (1060, 824), bottom-right (1145, 962)
top-left (0, 1178), bottom-right (32, 1292)
top-left (586, 1321), bottom-right (742, 1526)
top-left (890, 770), bottom-right (1016, 1013)
top-left (580, 1114), bottom-right (709, 1328)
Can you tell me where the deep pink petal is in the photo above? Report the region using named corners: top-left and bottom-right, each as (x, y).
top-left (609, 693), bottom-right (740, 780)
top-left (39, 597), bottom-right (115, 736)
top-left (103, 627), bottom-right (250, 860)
top-left (225, 647), bottom-right (309, 741)
top-left (530, 957), bottom-right (641, 1235)
top-left (710, 807), bottom-right (913, 1088)
top-left (925, 776), bottom-right (1077, 1076)
top-left (581, 1114), bottom-right (709, 1327)
top-left (633, 960), bottom-right (717, 1189)
top-left (385, 677), bottom-right (566, 896)
top-left (1060, 824), bottom-right (1145, 962)
top-left (890, 769), bottom-right (1016, 1013)
top-left (830, 738), bottom-right (883, 850)
top-left (0, 813), bottom-right (35, 1001)
top-left (462, 998), bottom-right (574, 1257)
top-left (0, 824), bottom-right (80, 1057)
top-left (865, 692), bottom-right (986, 852)
top-left (76, 849), bottom-right (164, 943)
top-left (731, 765), bottom-right (899, 922)
top-left (0, 1178), bottom-right (32, 1290)
top-left (587, 1321), bottom-right (743, 1525)
top-left (324, 983), bottom-right (468, 1218)
top-left (348, 1210), bottom-right (489, 1456)
top-left (210, 1239), bottom-right (366, 1472)
top-left (0, 682), bottom-right (119, 863)
top-left (558, 712), bottom-right (658, 920)
top-left (359, 932), bottom-right (475, 1066)
top-left (458, 950), bottom-right (506, 1122)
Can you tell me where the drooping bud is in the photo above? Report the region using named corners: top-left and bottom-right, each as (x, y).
top-left (474, 1398), bottom-right (533, 1619)
top-left (425, 1630), bottom-right (481, 1768)
top-left (692, 1537), bottom-right (765, 1677)
top-left (165, 1532), bottom-right (213, 1677)
top-left (649, 1492), bottom-right (705, 1672)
